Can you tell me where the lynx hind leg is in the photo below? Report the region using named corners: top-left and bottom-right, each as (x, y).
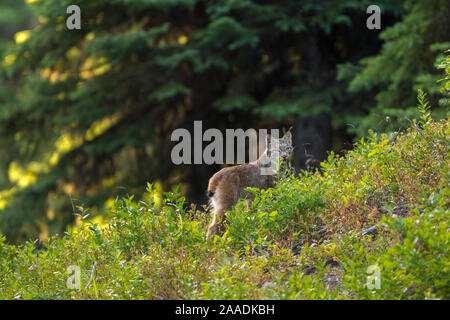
top-left (206, 205), bottom-right (226, 240)
top-left (245, 199), bottom-right (252, 211)
top-left (206, 175), bottom-right (239, 240)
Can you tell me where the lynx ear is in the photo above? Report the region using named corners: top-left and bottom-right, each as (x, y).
top-left (283, 128), bottom-right (292, 139)
top-left (265, 134), bottom-right (271, 157)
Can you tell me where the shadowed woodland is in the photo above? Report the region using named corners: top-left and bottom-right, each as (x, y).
top-left (0, 0), bottom-right (449, 301)
top-left (0, 0), bottom-right (448, 244)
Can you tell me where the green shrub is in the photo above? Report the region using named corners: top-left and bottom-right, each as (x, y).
top-left (0, 110), bottom-right (448, 300)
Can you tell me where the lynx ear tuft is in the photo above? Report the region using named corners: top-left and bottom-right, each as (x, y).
top-left (265, 134), bottom-right (271, 147)
top-left (283, 129), bottom-right (292, 139)
top-left (265, 134), bottom-right (272, 157)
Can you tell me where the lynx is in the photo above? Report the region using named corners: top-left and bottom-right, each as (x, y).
top-left (206, 130), bottom-right (293, 240)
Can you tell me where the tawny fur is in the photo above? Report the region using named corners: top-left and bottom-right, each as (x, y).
top-left (206, 132), bottom-right (292, 240)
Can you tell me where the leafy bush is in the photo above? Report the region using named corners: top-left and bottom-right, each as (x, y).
top-left (0, 108), bottom-right (448, 299)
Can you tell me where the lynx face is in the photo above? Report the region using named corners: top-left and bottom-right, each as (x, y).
top-left (265, 131), bottom-right (293, 172)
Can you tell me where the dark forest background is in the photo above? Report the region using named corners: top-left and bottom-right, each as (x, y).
top-left (0, 0), bottom-right (448, 243)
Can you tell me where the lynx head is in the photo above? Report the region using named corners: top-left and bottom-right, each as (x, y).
top-left (260, 128), bottom-right (293, 177)
top-left (265, 129), bottom-right (293, 161)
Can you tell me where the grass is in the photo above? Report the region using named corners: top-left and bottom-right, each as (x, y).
top-left (0, 113), bottom-right (448, 300)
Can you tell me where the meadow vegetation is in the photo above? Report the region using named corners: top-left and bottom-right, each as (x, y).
top-left (1, 98), bottom-right (448, 299)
